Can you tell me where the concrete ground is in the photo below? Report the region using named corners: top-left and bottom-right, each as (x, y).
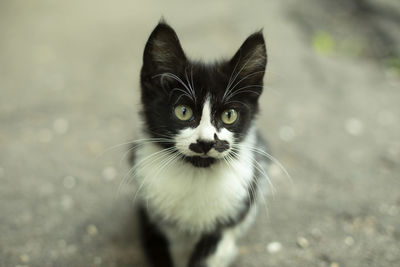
top-left (1, 0), bottom-right (399, 266)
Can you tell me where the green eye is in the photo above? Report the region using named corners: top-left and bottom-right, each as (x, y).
top-left (174, 105), bottom-right (193, 121)
top-left (221, 109), bottom-right (238, 124)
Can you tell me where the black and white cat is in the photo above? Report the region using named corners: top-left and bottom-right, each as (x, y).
top-left (132, 21), bottom-right (269, 267)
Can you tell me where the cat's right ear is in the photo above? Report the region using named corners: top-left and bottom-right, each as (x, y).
top-left (142, 22), bottom-right (187, 75)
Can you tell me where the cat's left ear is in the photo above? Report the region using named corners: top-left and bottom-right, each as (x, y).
top-left (142, 22), bottom-right (187, 74)
top-left (229, 31), bottom-right (267, 84)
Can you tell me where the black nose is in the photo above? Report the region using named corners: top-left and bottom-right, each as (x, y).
top-left (189, 140), bottom-right (215, 154)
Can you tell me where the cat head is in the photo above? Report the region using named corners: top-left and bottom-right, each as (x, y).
top-left (140, 22), bottom-right (267, 167)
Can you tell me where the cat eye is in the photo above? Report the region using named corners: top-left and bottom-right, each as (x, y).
top-left (221, 109), bottom-right (238, 125)
top-left (174, 105), bottom-right (193, 121)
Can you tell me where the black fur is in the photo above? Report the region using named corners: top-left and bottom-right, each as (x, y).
top-left (188, 232), bottom-right (222, 267)
top-left (184, 156), bottom-right (216, 168)
top-left (139, 206), bottom-right (174, 267)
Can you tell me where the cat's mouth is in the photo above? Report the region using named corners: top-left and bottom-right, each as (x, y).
top-left (184, 156), bottom-right (216, 168)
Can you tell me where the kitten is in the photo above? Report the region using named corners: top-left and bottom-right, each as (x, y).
top-left (132, 21), bottom-right (269, 267)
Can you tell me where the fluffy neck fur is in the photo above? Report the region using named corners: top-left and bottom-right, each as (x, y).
top-left (135, 127), bottom-right (258, 233)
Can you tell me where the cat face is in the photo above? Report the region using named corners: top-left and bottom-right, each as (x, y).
top-left (140, 22), bottom-right (267, 167)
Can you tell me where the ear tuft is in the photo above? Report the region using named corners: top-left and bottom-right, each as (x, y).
top-left (230, 31), bottom-right (267, 82)
top-left (142, 22), bottom-right (186, 73)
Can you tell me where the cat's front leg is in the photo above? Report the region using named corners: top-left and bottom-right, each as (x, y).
top-left (188, 229), bottom-right (237, 267)
top-left (138, 206), bottom-right (174, 267)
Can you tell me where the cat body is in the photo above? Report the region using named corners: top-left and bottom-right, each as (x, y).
top-left (132, 22), bottom-right (269, 267)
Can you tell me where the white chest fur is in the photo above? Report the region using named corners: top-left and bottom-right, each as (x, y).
top-left (134, 131), bottom-right (257, 233)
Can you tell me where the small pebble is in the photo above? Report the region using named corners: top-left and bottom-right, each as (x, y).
top-left (345, 118), bottom-right (364, 136)
top-left (296, 236), bottom-right (309, 248)
top-left (63, 176), bottom-right (76, 189)
top-left (102, 166), bottom-right (117, 181)
top-left (19, 254), bottom-right (30, 263)
top-left (87, 224), bottom-right (98, 236)
top-left (344, 236), bottom-right (354, 246)
top-left (266, 241), bottom-right (282, 253)
top-left (53, 118), bottom-right (69, 134)
top-left (279, 126), bottom-right (295, 142)
top-left (330, 262), bottom-right (340, 267)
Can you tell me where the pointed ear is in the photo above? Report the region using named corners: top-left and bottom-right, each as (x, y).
top-left (229, 31), bottom-right (267, 83)
top-left (142, 22), bottom-right (187, 74)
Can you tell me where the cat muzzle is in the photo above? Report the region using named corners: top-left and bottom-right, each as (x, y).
top-left (188, 134), bottom-right (230, 155)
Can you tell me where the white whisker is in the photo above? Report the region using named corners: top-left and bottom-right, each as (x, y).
top-left (153, 72), bottom-right (196, 102)
top-left (235, 144), bottom-right (292, 185)
top-left (116, 146), bottom-right (176, 199)
top-left (131, 149), bottom-right (180, 205)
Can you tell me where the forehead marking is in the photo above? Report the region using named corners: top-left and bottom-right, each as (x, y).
top-left (197, 98), bottom-right (216, 141)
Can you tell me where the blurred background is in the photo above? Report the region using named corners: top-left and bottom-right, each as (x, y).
top-left (0, 0), bottom-right (399, 266)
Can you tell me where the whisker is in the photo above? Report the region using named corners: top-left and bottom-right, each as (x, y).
top-left (153, 72), bottom-right (195, 102)
top-left (135, 151), bottom-right (183, 205)
top-left (97, 137), bottom-right (173, 159)
top-left (127, 150), bottom-right (178, 202)
top-left (171, 88), bottom-right (193, 103)
top-left (229, 148), bottom-right (275, 195)
top-left (223, 50), bottom-right (265, 101)
top-left (225, 85), bottom-right (263, 101)
top-left (224, 70), bottom-right (265, 101)
top-left (226, 150), bottom-right (270, 217)
top-left (185, 66), bottom-right (197, 103)
top-left (235, 144), bottom-right (293, 185)
top-left (224, 100), bottom-right (251, 111)
top-left (224, 52), bottom-right (242, 96)
top-left (223, 52), bottom-right (256, 100)
top-left (118, 147), bottom-right (174, 198)
top-left (118, 139), bottom-right (175, 166)
top-left (116, 147), bottom-right (176, 198)
top-left (224, 155), bottom-right (253, 212)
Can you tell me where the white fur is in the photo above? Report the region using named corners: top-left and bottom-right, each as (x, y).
top-left (135, 128), bottom-right (256, 233)
top-left (205, 203), bottom-right (258, 267)
top-left (206, 229), bottom-right (237, 267)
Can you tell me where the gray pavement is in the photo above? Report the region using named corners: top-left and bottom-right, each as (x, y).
top-left (1, 0), bottom-right (399, 266)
